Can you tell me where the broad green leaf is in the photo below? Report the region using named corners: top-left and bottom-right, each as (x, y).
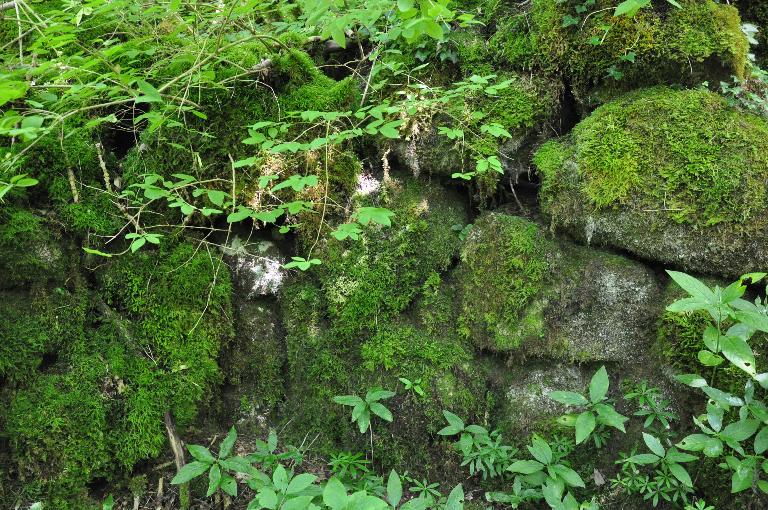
top-left (333, 395), bottom-right (365, 407)
top-left (323, 477), bottom-right (347, 510)
top-left (387, 470), bottom-right (402, 508)
top-left (722, 419), bottom-right (760, 442)
top-left (438, 410), bottom-right (465, 435)
top-left (83, 247), bottom-right (113, 258)
top-left (721, 335), bottom-right (757, 375)
top-left (755, 426), bottom-right (768, 455)
top-left (643, 433), bottom-right (665, 457)
top-left (594, 403), bottom-right (628, 432)
top-left (365, 389), bottom-right (396, 402)
top-left (698, 350), bottom-right (724, 367)
top-left (527, 436), bottom-right (553, 464)
top-left (666, 270), bottom-right (713, 302)
top-left (736, 311), bottom-right (768, 333)
top-left (0, 80), bottom-right (28, 107)
top-left (614, 0), bottom-right (651, 17)
top-left (507, 459), bottom-right (544, 474)
top-left (220, 456), bottom-right (252, 473)
top-left (282, 496), bottom-right (314, 510)
top-left (668, 463), bottom-right (693, 487)
top-left (445, 484), bottom-right (464, 510)
top-left (551, 464), bottom-right (585, 488)
top-left (677, 434), bottom-right (723, 457)
top-left (273, 465), bottom-right (288, 491)
top-left (135, 80), bottom-right (162, 103)
top-left (219, 427), bottom-right (237, 458)
top-left (575, 411), bottom-right (596, 444)
top-left (171, 461), bottom-right (210, 484)
top-left (220, 474), bottom-right (237, 497)
top-left (624, 453), bottom-right (660, 465)
top-left (674, 374), bottom-right (708, 388)
top-left (207, 464), bottom-right (222, 497)
top-left (369, 402), bottom-right (393, 422)
top-left (589, 366), bottom-right (609, 403)
top-left (355, 207), bottom-right (395, 226)
top-left (188, 445), bottom-right (215, 464)
top-left (286, 473), bottom-right (317, 495)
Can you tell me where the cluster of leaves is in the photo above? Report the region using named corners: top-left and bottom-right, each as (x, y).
top-left (437, 410), bottom-right (595, 509)
top-left (171, 426), bottom-right (466, 510)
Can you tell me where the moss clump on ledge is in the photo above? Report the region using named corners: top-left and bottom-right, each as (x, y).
top-left (534, 86), bottom-right (768, 277)
top-left (488, 0), bottom-right (748, 104)
top-left (455, 213), bottom-right (552, 352)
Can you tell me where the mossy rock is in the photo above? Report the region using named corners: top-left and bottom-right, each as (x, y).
top-left (534, 87), bottom-right (768, 277)
top-left (2, 241), bottom-right (233, 507)
top-left (387, 73), bottom-right (556, 197)
top-left (455, 212), bottom-right (663, 362)
top-left (489, 0), bottom-right (748, 106)
top-left (278, 177), bottom-right (490, 477)
top-left (0, 207), bottom-right (67, 289)
top-left (312, 174), bottom-right (469, 339)
top-left (219, 297), bottom-right (285, 420)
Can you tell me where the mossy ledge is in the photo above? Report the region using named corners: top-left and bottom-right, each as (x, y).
top-left (534, 86), bottom-right (768, 277)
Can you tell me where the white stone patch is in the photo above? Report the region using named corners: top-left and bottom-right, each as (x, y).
top-left (356, 172), bottom-right (381, 196)
top-left (226, 237), bottom-right (285, 298)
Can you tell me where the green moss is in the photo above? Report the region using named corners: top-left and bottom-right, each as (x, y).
top-left (361, 322), bottom-right (468, 375)
top-left (495, 0), bottom-right (748, 101)
top-left (0, 207), bottom-right (66, 289)
top-left (456, 213), bottom-right (551, 352)
top-left (537, 87), bottom-right (768, 231)
top-left (316, 176), bottom-right (468, 339)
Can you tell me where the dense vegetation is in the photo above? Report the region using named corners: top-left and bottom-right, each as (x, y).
top-left (2, 0), bottom-right (768, 509)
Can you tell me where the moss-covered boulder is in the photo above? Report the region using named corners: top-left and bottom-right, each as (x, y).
top-left (279, 176), bottom-right (490, 476)
top-left (1, 242), bottom-right (233, 508)
top-left (489, 0), bottom-right (747, 106)
top-left (534, 87), bottom-right (768, 277)
top-left (0, 208), bottom-right (67, 289)
top-left (455, 213), bottom-right (662, 362)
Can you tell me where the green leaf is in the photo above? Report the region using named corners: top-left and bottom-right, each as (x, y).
top-left (282, 496), bottom-right (313, 510)
top-left (666, 270), bottom-right (714, 302)
top-left (365, 389), bottom-right (395, 402)
top-left (102, 495), bottom-right (114, 510)
top-left (220, 456), bottom-right (252, 473)
top-left (323, 477), bottom-right (348, 510)
top-left (722, 419), bottom-right (760, 442)
top-left (438, 410), bottom-right (465, 435)
top-left (698, 350), bottom-right (724, 367)
top-left (135, 80), bottom-right (162, 103)
top-left (575, 412), bottom-right (596, 444)
top-left (0, 80), bottom-right (28, 107)
top-left (677, 434), bottom-right (722, 457)
top-left (220, 474), bottom-right (237, 497)
top-left (369, 402), bottom-right (393, 422)
top-left (83, 247), bottom-right (113, 258)
top-left (755, 426), bottom-right (768, 455)
top-left (333, 395), bottom-right (365, 407)
top-left (674, 374), bottom-right (708, 388)
top-left (207, 464), bottom-right (222, 497)
top-left (273, 464), bottom-right (288, 491)
top-left (379, 120), bottom-right (403, 138)
top-left (171, 461), bottom-right (210, 484)
top-left (331, 223), bottom-right (362, 241)
top-left (219, 427), bottom-right (237, 458)
top-left (736, 311), bottom-right (768, 333)
top-left (668, 463), bottom-right (693, 487)
top-left (207, 189), bottom-right (226, 206)
top-left (594, 403), bottom-right (628, 432)
top-left (548, 391), bottom-right (589, 406)
top-left (624, 453), bottom-right (660, 465)
top-left (507, 459), bottom-right (544, 474)
top-left (614, 0), bottom-right (651, 17)
top-left (387, 470), bottom-right (402, 508)
top-left (188, 445), bottom-right (215, 464)
top-left (643, 433), bottom-right (665, 457)
top-left (354, 207), bottom-right (395, 227)
top-left (445, 484), bottom-right (464, 510)
top-left (551, 464), bottom-right (585, 488)
top-left (286, 473), bottom-right (317, 495)
top-left (721, 335), bottom-right (757, 375)
top-left (589, 366), bottom-right (610, 403)
top-left (527, 436), bottom-right (553, 464)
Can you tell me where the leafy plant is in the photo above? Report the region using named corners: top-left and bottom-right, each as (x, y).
top-left (333, 389), bottom-right (395, 434)
top-left (398, 377), bottom-right (426, 397)
top-left (549, 366), bottom-right (629, 445)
